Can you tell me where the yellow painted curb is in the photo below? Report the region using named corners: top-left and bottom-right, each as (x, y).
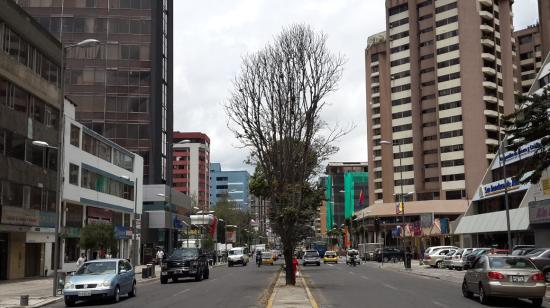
top-left (300, 273), bottom-right (319, 308)
top-left (266, 270), bottom-right (282, 308)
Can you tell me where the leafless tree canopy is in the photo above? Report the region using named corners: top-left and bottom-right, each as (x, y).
top-left (225, 24), bottom-right (346, 284)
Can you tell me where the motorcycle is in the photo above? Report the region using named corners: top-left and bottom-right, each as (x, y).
top-left (256, 256), bottom-right (262, 267)
top-left (349, 255), bottom-right (358, 267)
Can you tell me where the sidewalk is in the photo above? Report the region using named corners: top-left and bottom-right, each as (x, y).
top-left (0, 264), bottom-right (161, 308)
top-left (268, 269), bottom-right (317, 308)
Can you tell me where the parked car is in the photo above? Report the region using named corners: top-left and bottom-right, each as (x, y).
top-left (420, 246), bottom-right (458, 265)
top-left (323, 251), bottom-right (338, 264)
top-left (512, 245), bottom-right (536, 256)
top-left (462, 255), bottom-right (546, 306)
top-left (424, 248), bottom-right (454, 268)
top-left (443, 249), bottom-right (459, 269)
top-left (525, 248), bottom-right (550, 282)
top-left (63, 259), bottom-right (136, 306)
top-left (450, 248), bottom-right (475, 270)
top-left (302, 250), bottom-right (321, 266)
top-left (160, 248), bottom-right (209, 284)
top-left (261, 251), bottom-right (274, 265)
top-left (462, 248), bottom-right (492, 270)
top-left (374, 248), bottom-right (403, 263)
top-left (228, 247), bottom-right (249, 267)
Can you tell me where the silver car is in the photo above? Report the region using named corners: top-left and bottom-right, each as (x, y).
top-left (63, 259), bottom-right (136, 306)
top-left (462, 255), bottom-right (546, 306)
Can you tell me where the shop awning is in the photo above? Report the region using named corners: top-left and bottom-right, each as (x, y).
top-left (454, 207), bottom-right (530, 234)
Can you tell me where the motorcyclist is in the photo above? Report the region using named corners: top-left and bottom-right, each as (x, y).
top-left (256, 250), bottom-right (262, 267)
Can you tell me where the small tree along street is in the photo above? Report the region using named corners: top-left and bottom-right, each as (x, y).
top-left (225, 24), bottom-right (347, 285)
top-left (80, 224), bottom-right (118, 257)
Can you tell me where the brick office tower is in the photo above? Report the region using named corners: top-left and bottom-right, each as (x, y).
top-left (366, 0), bottom-right (516, 205)
top-left (19, 0), bottom-right (174, 185)
top-left (172, 132), bottom-right (210, 208)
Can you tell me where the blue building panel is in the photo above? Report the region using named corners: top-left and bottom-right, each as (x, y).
top-left (209, 163), bottom-right (250, 210)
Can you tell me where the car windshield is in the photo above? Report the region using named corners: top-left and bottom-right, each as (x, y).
top-left (525, 248), bottom-right (546, 257)
top-left (229, 250), bottom-right (243, 256)
top-left (305, 251), bottom-right (319, 257)
top-left (488, 257), bottom-right (536, 269)
top-left (262, 252), bottom-right (272, 258)
top-left (171, 249), bottom-right (199, 258)
top-left (75, 261), bottom-right (116, 275)
top-left (325, 252), bottom-right (336, 257)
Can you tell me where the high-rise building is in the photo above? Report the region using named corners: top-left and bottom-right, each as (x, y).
top-left (172, 132), bottom-right (210, 208)
top-left (513, 0), bottom-right (550, 95)
top-left (18, 0), bottom-right (173, 185)
top-left (0, 0), bottom-right (62, 280)
top-left (209, 163), bottom-right (250, 210)
top-left (366, 0), bottom-right (516, 205)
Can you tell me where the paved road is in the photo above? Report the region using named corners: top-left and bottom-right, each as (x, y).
top-left (301, 261), bottom-right (549, 308)
top-left (47, 262), bottom-right (279, 308)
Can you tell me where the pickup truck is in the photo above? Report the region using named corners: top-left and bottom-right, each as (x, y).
top-left (160, 248), bottom-right (209, 284)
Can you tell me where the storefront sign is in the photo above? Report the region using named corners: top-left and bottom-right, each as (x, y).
top-left (482, 174), bottom-right (531, 197)
top-left (542, 178), bottom-right (550, 195)
top-left (114, 225), bottom-right (133, 240)
top-left (529, 199), bottom-right (550, 224)
top-left (492, 140), bottom-right (542, 169)
top-left (1, 206), bottom-right (39, 226)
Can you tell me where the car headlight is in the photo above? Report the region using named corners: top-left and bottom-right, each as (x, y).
top-left (101, 280), bottom-right (111, 287)
top-left (64, 282), bottom-right (74, 289)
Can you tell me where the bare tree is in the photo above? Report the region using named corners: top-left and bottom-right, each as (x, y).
top-left (225, 24), bottom-right (346, 285)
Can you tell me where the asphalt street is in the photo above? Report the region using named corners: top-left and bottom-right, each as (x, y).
top-left (46, 262), bottom-right (279, 308)
top-left (301, 261), bottom-right (549, 308)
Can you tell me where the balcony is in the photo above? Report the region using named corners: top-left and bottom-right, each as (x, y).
top-left (484, 109), bottom-right (499, 117)
top-left (481, 52), bottom-right (496, 61)
top-left (486, 138), bottom-right (499, 146)
top-left (482, 66), bottom-right (496, 75)
top-left (480, 24), bottom-right (494, 33)
top-left (479, 0), bottom-right (492, 6)
top-left (486, 153), bottom-right (496, 160)
top-left (485, 124), bottom-right (499, 131)
top-left (480, 10), bottom-right (494, 20)
top-left (481, 38), bottom-right (495, 48)
top-left (483, 80), bottom-right (497, 89)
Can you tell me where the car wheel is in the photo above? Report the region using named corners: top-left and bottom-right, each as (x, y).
top-left (436, 261), bottom-right (443, 269)
top-left (383, 257), bottom-right (389, 263)
top-left (244, 261), bottom-right (247, 266)
top-left (195, 270), bottom-right (203, 282)
top-left (228, 262), bottom-right (233, 267)
top-left (478, 284), bottom-right (490, 305)
top-left (530, 298), bottom-right (543, 307)
top-left (203, 268), bottom-right (209, 279)
top-left (160, 276), bottom-right (168, 284)
top-left (317, 262), bottom-right (320, 266)
top-left (112, 286), bottom-right (120, 303)
top-left (461, 280), bottom-right (472, 298)
top-left (128, 281), bottom-right (136, 297)
top-left (64, 296), bottom-right (75, 307)
top-left (544, 270), bottom-right (550, 283)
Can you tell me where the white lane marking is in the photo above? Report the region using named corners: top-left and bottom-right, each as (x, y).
top-left (172, 288), bottom-right (190, 297)
top-left (348, 271), bottom-right (355, 275)
top-left (360, 275), bottom-right (369, 280)
top-left (382, 283), bottom-right (397, 290)
top-left (432, 301), bottom-right (450, 308)
top-left (327, 264), bottom-right (334, 267)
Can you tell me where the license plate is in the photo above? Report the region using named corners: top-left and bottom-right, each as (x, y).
top-left (78, 291), bottom-right (91, 297)
top-left (511, 276), bottom-right (525, 283)
top-left (175, 269), bottom-right (183, 274)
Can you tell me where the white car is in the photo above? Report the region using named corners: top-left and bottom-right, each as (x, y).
top-left (420, 246), bottom-right (458, 265)
top-left (228, 247), bottom-right (249, 267)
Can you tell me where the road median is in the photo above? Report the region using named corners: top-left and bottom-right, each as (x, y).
top-left (266, 268), bottom-right (317, 308)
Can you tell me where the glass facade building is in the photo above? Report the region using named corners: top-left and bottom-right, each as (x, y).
top-left (18, 0), bottom-right (173, 185)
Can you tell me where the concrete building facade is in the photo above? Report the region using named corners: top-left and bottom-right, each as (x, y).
top-left (0, 0), bottom-right (62, 280)
top-left (19, 0), bottom-right (174, 185)
top-left (172, 132), bottom-right (210, 208)
top-left (366, 0), bottom-right (516, 205)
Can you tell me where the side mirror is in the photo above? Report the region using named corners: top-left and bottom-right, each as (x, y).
top-left (119, 269), bottom-right (127, 274)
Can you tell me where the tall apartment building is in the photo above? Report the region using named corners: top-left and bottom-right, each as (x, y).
top-left (172, 132), bottom-right (210, 208)
top-left (19, 0), bottom-right (173, 185)
top-left (513, 0), bottom-right (550, 95)
top-left (366, 0), bottom-right (516, 205)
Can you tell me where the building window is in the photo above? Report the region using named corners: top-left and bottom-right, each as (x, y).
top-left (70, 125), bottom-right (80, 147)
top-left (441, 173), bottom-right (465, 182)
top-left (446, 190), bottom-right (465, 200)
top-left (69, 163), bottom-right (79, 185)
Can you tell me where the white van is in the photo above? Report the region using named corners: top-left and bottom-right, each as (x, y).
top-left (228, 247), bottom-right (249, 267)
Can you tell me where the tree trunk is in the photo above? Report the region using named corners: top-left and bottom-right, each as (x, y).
top-left (283, 245), bottom-right (295, 285)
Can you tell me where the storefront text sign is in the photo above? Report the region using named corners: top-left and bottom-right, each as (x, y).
top-left (1, 206), bottom-right (39, 226)
top-left (529, 199), bottom-right (550, 224)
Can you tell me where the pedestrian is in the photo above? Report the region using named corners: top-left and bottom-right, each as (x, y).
top-left (76, 253), bottom-right (86, 268)
top-left (156, 249), bottom-right (164, 265)
top-left (213, 250), bottom-right (217, 265)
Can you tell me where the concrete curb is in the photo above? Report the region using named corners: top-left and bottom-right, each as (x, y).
top-left (265, 270), bottom-right (282, 308)
top-left (300, 273), bottom-right (318, 308)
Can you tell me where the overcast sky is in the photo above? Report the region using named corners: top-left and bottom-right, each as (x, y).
top-left (173, 0), bottom-right (539, 174)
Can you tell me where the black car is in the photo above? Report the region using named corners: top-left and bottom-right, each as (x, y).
top-left (160, 248), bottom-right (209, 284)
top-left (373, 248), bottom-right (403, 262)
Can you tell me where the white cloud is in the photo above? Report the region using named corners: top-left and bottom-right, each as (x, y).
top-left (174, 0), bottom-right (537, 172)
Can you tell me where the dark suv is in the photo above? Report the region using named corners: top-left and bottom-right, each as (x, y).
top-left (160, 248), bottom-right (209, 284)
top-left (374, 248), bottom-right (403, 262)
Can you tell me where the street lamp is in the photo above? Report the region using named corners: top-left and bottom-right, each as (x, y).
top-left (121, 175), bottom-right (139, 266)
top-left (37, 37), bottom-right (101, 297)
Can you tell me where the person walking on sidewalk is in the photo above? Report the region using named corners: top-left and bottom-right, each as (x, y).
top-left (76, 253), bottom-right (86, 269)
top-left (156, 249), bottom-right (165, 265)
